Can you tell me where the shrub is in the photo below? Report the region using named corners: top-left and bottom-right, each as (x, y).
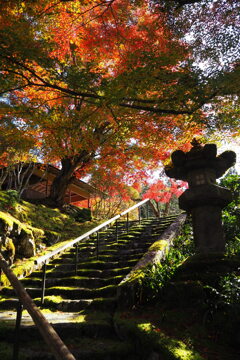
top-left (219, 173), bottom-right (240, 255)
top-left (141, 220), bottom-right (195, 301)
top-left (4, 190), bottom-right (20, 209)
top-left (63, 204), bottom-right (92, 222)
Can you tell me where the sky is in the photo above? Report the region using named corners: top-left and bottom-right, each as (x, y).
top-left (219, 142), bottom-right (240, 174)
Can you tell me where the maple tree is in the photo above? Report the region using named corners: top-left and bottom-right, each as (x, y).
top-left (142, 178), bottom-right (187, 216)
top-left (0, 1), bottom-right (239, 206)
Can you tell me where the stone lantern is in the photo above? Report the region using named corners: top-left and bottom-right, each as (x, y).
top-left (165, 139), bottom-right (236, 254)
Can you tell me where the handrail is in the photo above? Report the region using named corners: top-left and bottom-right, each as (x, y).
top-left (0, 254), bottom-right (76, 360)
top-left (35, 198), bottom-right (149, 266)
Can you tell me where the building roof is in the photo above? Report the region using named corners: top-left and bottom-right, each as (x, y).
top-left (2, 162), bottom-right (102, 204)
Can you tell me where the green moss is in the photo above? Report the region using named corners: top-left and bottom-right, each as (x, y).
top-left (118, 241), bottom-right (169, 287)
top-left (119, 268), bottom-right (145, 286)
top-left (0, 191), bottom-right (101, 243)
top-left (138, 323), bottom-right (203, 360)
top-left (74, 310), bottom-right (112, 324)
top-left (30, 227), bottom-right (45, 240)
top-left (114, 313), bottom-right (204, 360)
top-left (36, 295), bottom-right (63, 307)
top-left (0, 211), bottom-right (15, 229)
top-left (1, 238), bottom-right (15, 263)
top-left (118, 235), bottom-right (136, 240)
top-left (47, 284), bottom-right (116, 292)
top-left (0, 342), bottom-right (15, 359)
top-left (149, 240), bottom-right (168, 252)
top-left (20, 226), bottom-right (32, 236)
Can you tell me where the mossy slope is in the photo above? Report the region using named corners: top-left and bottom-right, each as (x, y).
top-left (0, 215), bottom-right (182, 359)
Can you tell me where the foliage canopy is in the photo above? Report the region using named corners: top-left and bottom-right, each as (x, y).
top-left (0, 0), bottom-right (239, 205)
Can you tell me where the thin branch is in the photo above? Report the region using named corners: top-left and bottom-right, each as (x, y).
top-left (0, 56), bottom-right (220, 115)
top-left (0, 84), bottom-right (30, 96)
top-left (119, 102), bottom-right (192, 115)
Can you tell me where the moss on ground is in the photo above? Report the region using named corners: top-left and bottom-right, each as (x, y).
top-left (0, 190), bottom-right (101, 243)
top-left (0, 341), bottom-right (19, 360)
top-left (0, 190), bottom-right (103, 284)
top-left (114, 311), bottom-right (204, 360)
top-left (116, 254), bottom-right (240, 360)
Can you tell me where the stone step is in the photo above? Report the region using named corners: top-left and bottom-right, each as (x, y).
top-left (21, 274), bottom-right (124, 288)
top-left (31, 266), bottom-right (132, 279)
top-left (6, 337), bottom-right (137, 360)
top-left (0, 297), bottom-right (19, 310)
top-left (36, 296), bottom-right (117, 312)
top-left (51, 251), bottom-right (145, 265)
top-left (0, 310), bottom-right (115, 340)
top-left (0, 215), bottom-right (179, 360)
top-left (54, 242), bottom-right (152, 261)
top-left (45, 258), bottom-right (139, 271)
top-left (51, 245), bottom-right (147, 265)
top-left (0, 295), bottom-right (118, 312)
top-left (2, 284), bottom-right (118, 299)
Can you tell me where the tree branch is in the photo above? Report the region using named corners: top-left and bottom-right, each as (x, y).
top-left (0, 55), bottom-right (220, 116)
top-left (119, 102), bottom-right (192, 115)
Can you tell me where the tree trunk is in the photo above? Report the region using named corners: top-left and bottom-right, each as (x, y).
top-left (48, 150), bottom-right (94, 207)
top-left (149, 200), bottom-right (160, 217)
top-left (164, 201), bottom-right (170, 216)
top-left (48, 123), bottom-right (111, 207)
top-left (48, 158), bottom-right (75, 207)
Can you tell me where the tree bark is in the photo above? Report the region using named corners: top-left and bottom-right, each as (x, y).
top-left (48, 158), bottom-right (76, 207)
top-left (48, 149), bottom-right (96, 207)
top-left (48, 122), bottom-right (111, 207)
top-left (149, 200), bottom-right (160, 217)
top-left (164, 201), bottom-right (170, 216)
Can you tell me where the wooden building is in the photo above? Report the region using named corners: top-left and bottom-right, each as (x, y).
top-left (2, 163), bottom-right (98, 208)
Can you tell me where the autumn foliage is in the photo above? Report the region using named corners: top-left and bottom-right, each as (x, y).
top-left (0, 1), bottom-right (238, 207)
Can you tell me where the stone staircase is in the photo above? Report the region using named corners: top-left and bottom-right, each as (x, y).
top-left (0, 215), bottom-right (178, 360)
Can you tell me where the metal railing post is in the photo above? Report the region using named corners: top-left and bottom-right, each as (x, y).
top-left (35, 199), bottom-right (150, 269)
top-left (146, 201), bottom-right (149, 219)
top-left (139, 206), bottom-right (141, 224)
top-left (41, 261), bottom-right (47, 305)
top-left (12, 301), bottom-right (23, 360)
top-left (115, 220), bottom-right (118, 242)
top-left (75, 244), bottom-right (79, 275)
top-left (126, 213), bottom-right (129, 233)
top-left (96, 231), bottom-right (99, 260)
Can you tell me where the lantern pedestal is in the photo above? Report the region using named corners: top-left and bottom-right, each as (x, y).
top-left (165, 139), bottom-right (236, 254)
top-left (179, 184), bottom-right (232, 253)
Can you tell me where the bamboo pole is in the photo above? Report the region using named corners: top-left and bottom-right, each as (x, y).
top-left (0, 254), bottom-right (76, 360)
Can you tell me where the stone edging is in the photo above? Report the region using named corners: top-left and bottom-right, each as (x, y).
top-left (117, 213), bottom-right (187, 309)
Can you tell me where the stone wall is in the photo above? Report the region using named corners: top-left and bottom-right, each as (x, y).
top-left (0, 211), bottom-right (44, 264)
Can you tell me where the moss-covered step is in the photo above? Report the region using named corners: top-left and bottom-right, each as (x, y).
top-left (0, 310), bottom-right (115, 341)
top-left (47, 284), bottom-right (117, 298)
top-left (0, 215), bottom-right (182, 360)
top-left (114, 311), bottom-right (204, 360)
top-left (20, 274), bottom-right (125, 288)
top-left (30, 266), bottom-right (132, 279)
top-left (0, 295), bottom-right (118, 313)
top-left (0, 297), bottom-right (19, 310)
top-left (2, 283), bottom-right (118, 299)
top-left (0, 335), bottom-right (137, 360)
top-left (58, 247), bottom-right (96, 257)
top-left (35, 296), bottom-right (118, 312)
top-left (44, 258), bottom-right (140, 271)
